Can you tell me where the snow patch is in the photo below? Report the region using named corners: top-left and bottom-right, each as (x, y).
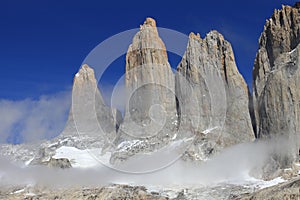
top-left (11, 188), bottom-right (25, 194)
top-left (171, 133), bottom-right (177, 140)
top-left (53, 146), bottom-right (111, 168)
top-left (288, 48), bottom-right (296, 54)
top-left (284, 168), bottom-right (292, 171)
top-left (25, 192), bottom-right (36, 197)
top-left (202, 127), bottom-right (218, 135)
top-left (237, 174), bottom-right (286, 189)
top-left (116, 140), bottom-right (143, 152)
top-left (25, 157), bottom-right (34, 166)
top-left (258, 177), bottom-right (285, 189)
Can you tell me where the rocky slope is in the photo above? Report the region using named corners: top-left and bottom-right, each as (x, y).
top-left (177, 31), bottom-right (255, 161)
top-left (253, 4), bottom-right (300, 167)
top-left (236, 176), bottom-right (300, 200)
top-left (1, 185), bottom-right (168, 200)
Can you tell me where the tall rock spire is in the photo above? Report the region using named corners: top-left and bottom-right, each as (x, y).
top-left (253, 5), bottom-right (300, 167)
top-left (62, 64), bottom-right (121, 141)
top-left (111, 18), bottom-right (179, 164)
top-left (121, 17), bottom-right (177, 138)
top-left (176, 31), bottom-right (255, 160)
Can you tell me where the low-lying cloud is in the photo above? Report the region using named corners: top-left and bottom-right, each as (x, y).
top-left (0, 137), bottom-right (295, 188)
top-left (0, 91), bottom-right (71, 143)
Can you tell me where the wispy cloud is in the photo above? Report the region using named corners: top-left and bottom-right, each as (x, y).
top-left (0, 91), bottom-right (71, 143)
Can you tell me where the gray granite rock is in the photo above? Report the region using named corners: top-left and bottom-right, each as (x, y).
top-left (252, 5), bottom-right (300, 167)
top-left (46, 157), bottom-right (72, 169)
top-left (121, 18), bottom-right (178, 137)
top-left (176, 31), bottom-right (255, 160)
top-left (112, 18), bottom-right (179, 163)
top-left (62, 64), bottom-right (121, 143)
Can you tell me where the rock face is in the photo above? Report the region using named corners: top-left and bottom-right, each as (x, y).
top-left (177, 31), bottom-right (255, 160)
top-left (122, 18), bottom-right (177, 136)
top-left (46, 157), bottom-right (72, 169)
top-left (113, 18), bottom-right (178, 162)
top-left (253, 5), bottom-right (300, 164)
top-left (62, 64), bottom-right (121, 143)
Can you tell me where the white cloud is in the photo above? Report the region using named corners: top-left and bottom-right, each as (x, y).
top-left (0, 91), bottom-right (71, 143)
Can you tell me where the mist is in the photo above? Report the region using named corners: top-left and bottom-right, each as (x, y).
top-left (0, 136), bottom-right (293, 188)
top-left (0, 91), bottom-right (71, 144)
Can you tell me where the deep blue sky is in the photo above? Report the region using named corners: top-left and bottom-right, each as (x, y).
top-left (0, 0), bottom-right (297, 100)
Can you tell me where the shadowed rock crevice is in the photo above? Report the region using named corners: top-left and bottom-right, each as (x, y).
top-left (248, 88), bottom-right (257, 138)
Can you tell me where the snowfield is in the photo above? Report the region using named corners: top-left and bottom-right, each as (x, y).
top-left (52, 146), bottom-right (111, 168)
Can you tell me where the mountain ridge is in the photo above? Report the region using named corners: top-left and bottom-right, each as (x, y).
top-left (1, 3), bottom-right (300, 199)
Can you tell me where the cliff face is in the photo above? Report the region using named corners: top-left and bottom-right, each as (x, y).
top-left (176, 31), bottom-right (255, 160)
top-left (110, 18), bottom-right (181, 164)
top-left (253, 4), bottom-right (300, 165)
top-left (118, 18), bottom-right (178, 140)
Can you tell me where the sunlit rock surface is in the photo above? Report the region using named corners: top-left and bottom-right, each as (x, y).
top-left (113, 18), bottom-right (181, 163)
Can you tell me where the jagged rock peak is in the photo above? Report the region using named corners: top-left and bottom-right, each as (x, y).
top-left (128, 17), bottom-right (168, 68)
top-left (188, 30), bottom-right (226, 41)
top-left (189, 32), bottom-right (201, 40)
top-left (141, 17), bottom-right (157, 28)
top-left (73, 64), bottom-right (98, 86)
top-left (206, 30), bottom-right (225, 38)
top-left (254, 4), bottom-right (300, 75)
top-left (75, 64), bottom-right (94, 78)
top-left (181, 30), bottom-right (239, 85)
top-left (187, 30), bottom-right (232, 53)
top-left (72, 63), bottom-right (103, 104)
